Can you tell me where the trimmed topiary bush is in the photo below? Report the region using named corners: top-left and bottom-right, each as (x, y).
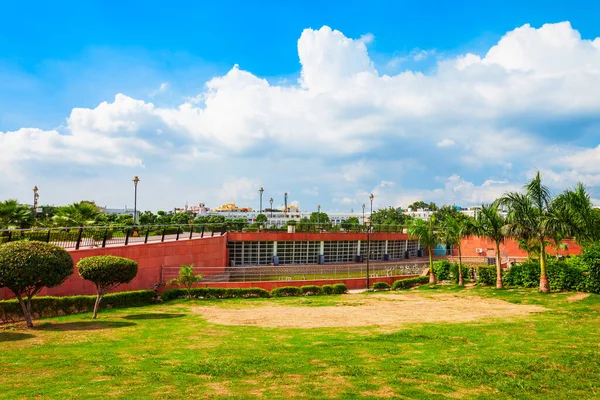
top-left (77, 255), bottom-right (138, 319)
top-left (301, 285), bottom-right (322, 296)
top-left (392, 276), bottom-right (429, 290)
top-left (271, 286), bottom-right (302, 297)
top-left (433, 260), bottom-right (452, 281)
top-left (321, 284), bottom-right (334, 295)
top-left (372, 282), bottom-right (391, 291)
top-left (332, 283), bottom-right (348, 294)
top-left (0, 241), bottom-right (74, 327)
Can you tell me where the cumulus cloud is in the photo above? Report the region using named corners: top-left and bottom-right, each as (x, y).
top-left (1, 22), bottom-right (600, 209)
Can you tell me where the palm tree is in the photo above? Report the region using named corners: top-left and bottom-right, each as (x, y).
top-left (475, 200), bottom-right (507, 289)
top-left (500, 172), bottom-right (584, 293)
top-left (441, 214), bottom-right (476, 285)
top-left (53, 202), bottom-right (105, 227)
top-left (407, 214), bottom-right (439, 284)
top-left (0, 199), bottom-right (33, 229)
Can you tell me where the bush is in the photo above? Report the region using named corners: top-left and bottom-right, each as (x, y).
top-left (433, 260), bottom-right (452, 281)
top-left (0, 241), bottom-right (74, 327)
top-left (476, 266), bottom-right (497, 286)
top-left (582, 243), bottom-right (600, 294)
top-left (392, 276), bottom-right (429, 290)
top-left (321, 284), bottom-right (334, 295)
top-left (161, 287), bottom-right (270, 301)
top-left (372, 282), bottom-right (391, 291)
top-left (271, 286), bottom-right (302, 297)
top-left (0, 290), bottom-right (155, 323)
top-left (301, 285), bottom-right (322, 296)
top-left (504, 258), bottom-right (588, 292)
top-left (332, 283), bottom-right (348, 294)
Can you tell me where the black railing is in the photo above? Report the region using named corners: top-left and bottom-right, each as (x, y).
top-left (0, 222), bottom-right (409, 249)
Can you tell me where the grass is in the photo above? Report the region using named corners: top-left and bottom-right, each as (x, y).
top-left (1, 286), bottom-right (600, 399)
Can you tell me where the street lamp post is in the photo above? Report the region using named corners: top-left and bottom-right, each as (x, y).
top-left (33, 186), bottom-right (39, 223)
top-left (317, 204), bottom-right (321, 232)
top-left (133, 176), bottom-right (140, 226)
top-left (259, 187), bottom-right (264, 214)
top-left (269, 198), bottom-right (273, 218)
top-left (362, 203), bottom-right (365, 230)
top-left (366, 193), bottom-right (374, 290)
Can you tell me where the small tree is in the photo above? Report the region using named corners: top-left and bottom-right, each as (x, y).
top-left (77, 255), bottom-right (138, 319)
top-left (167, 265), bottom-right (203, 299)
top-left (0, 241), bottom-right (74, 328)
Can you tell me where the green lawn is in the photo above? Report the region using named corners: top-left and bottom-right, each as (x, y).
top-left (1, 286), bottom-right (599, 399)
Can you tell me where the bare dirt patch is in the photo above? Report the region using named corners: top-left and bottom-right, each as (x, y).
top-left (192, 294), bottom-right (545, 328)
top-left (567, 292), bottom-right (590, 302)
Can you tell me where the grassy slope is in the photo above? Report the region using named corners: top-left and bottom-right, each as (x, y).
top-left (1, 286), bottom-right (599, 399)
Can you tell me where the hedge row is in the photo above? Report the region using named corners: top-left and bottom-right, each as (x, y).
top-left (433, 260), bottom-right (475, 283)
top-left (0, 290), bottom-right (156, 323)
top-left (373, 282), bottom-right (391, 291)
top-left (392, 276), bottom-right (430, 290)
top-left (162, 284), bottom-right (350, 300)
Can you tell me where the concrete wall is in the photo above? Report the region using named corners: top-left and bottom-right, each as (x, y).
top-left (227, 232), bottom-right (410, 242)
top-left (459, 236), bottom-right (582, 258)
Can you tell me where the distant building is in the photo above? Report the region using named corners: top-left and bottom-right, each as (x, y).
top-left (100, 207), bottom-right (141, 220)
top-left (174, 203), bottom-right (211, 215)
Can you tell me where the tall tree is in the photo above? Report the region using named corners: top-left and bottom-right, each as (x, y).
top-left (475, 200), bottom-right (507, 289)
top-left (407, 214), bottom-right (439, 284)
top-left (370, 207), bottom-right (411, 226)
top-left (0, 199), bottom-right (33, 229)
top-left (500, 172), bottom-right (584, 293)
top-left (440, 214), bottom-right (475, 285)
top-left (53, 202), bottom-right (105, 226)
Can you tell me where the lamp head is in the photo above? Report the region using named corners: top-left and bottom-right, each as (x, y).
top-left (369, 193), bottom-right (374, 201)
top-left (133, 176), bottom-right (140, 184)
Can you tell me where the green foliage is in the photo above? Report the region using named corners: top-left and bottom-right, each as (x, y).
top-left (321, 284), bottom-right (334, 295)
top-left (433, 260), bottom-right (452, 281)
top-left (450, 263), bottom-right (473, 284)
top-left (477, 266), bottom-right (498, 286)
top-left (0, 290), bottom-right (155, 323)
top-left (340, 217), bottom-right (360, 231)
top-left (271, 286), bottom-right (302, 297)
top-left (392, 276), bottom-right (429, 290)
top-left (53, 201), bottom-right (105, 226)
top-left (370, 207), bottom-right (411, 226)
top-left (582, 242), bottom-right (600, 293)
top-left (256, 214), bottom-right (268, 224)
top-left (408, 201), bottom-right (438, 211)
top-left (372, 282), bottom-right (391, 291)
top-left (167, 265), bottom-right (203, 299)
top-left (77, 256), bottom-right (138, 293)
top-left (301, 285), bottom-right (322, 296)
top-left (332, 283), bottom-right (348, 294)
top-left (161, 287), bottom-right (270, 301)
top-left (0, 199), bottom-right (33, 229)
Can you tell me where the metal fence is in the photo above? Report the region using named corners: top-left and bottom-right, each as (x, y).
top-left (0, 222), bottom-right (409, 250)
top-left (161, 260), bottom-right (428, 283)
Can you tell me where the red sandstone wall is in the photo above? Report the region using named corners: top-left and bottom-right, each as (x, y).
top-left (458, 237), bottom-right (582, 258)
top-left (0, 236), bottom-right (228, 300)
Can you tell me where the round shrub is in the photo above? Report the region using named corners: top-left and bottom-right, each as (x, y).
top-left (271, 286), bottom-right (302, 297)
top-left (392, 276), bottom-right (428, 290)
top-left (372, 282), bottom-right (391, 291)
top-left (301, 285), bottom-right (322, 296)
top-left (321, 284), bottom-right (334, 295)
top-left (332, 283), bottom-right (348, 294)
top-left (0, 241), bottom-right (74, 327)
top-left (432, 260), bottom-right (452, 281)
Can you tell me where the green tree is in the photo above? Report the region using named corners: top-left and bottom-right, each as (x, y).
top-left (370, 207), bottom-right (411, 227)
top-left (407, 215), bottom-right (439, 284)
top-left (139, 211), bottom-right (156, 225)
top-left (440, 214), bottom-right (475, 285)
top-left (256, 214), bottom-right (268, 224)
top-left (436, 205), bottom-right (461, 224)
top-left (167, 265), bottom-right (203, 299)
top-left (0, 241), bottom-right (74, 327)
top-left (228, 218), bottom-right (248, 231)
top-left (77, 255), bottom-right (139, 319)
top-left (500, 172), bottom-right (587, 293)
top-left (172, 212), bottom-right (193, 225)
top-left (309, 212), bottom-right (330, 230)
top-left (408, 201), bottom-right (438, 211)
top-left (53, 202), bottom-right (105, 226)
top-left (341, 217), bottom-right (360, 231)
top-left (156, 211), bottom-right (173, 225)
top-left (0, 199), bottom-right (33, 229)
top-left (475, 200), bottom-right (507, 289)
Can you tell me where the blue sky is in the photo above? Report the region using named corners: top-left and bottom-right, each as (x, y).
top-left (1, 1), bottom-right (600, 212)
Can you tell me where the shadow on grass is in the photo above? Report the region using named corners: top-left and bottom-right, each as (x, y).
top-left (0, 332), bottom-right (35, 342)
top-left (35, 321), bottom-right (136, 331)
top-left (122, 313), bottom-right (186, 320)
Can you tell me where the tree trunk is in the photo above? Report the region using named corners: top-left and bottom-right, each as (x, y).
top-left (428, 247), bottom-right (437, 284)
top-left (16, 294), bottom-right (34, 328)
top-left (458, 245), bottom-right (464, 286)
top-left (93, 290), bottom-right (103, 319)
top-left (539, 244), bottom-right (550, 293)
top-left (495, 241), bottom-right (504, 289)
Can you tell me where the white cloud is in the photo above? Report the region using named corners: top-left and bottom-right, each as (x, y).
top-left (2, 22), bottom-right (600, 210)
